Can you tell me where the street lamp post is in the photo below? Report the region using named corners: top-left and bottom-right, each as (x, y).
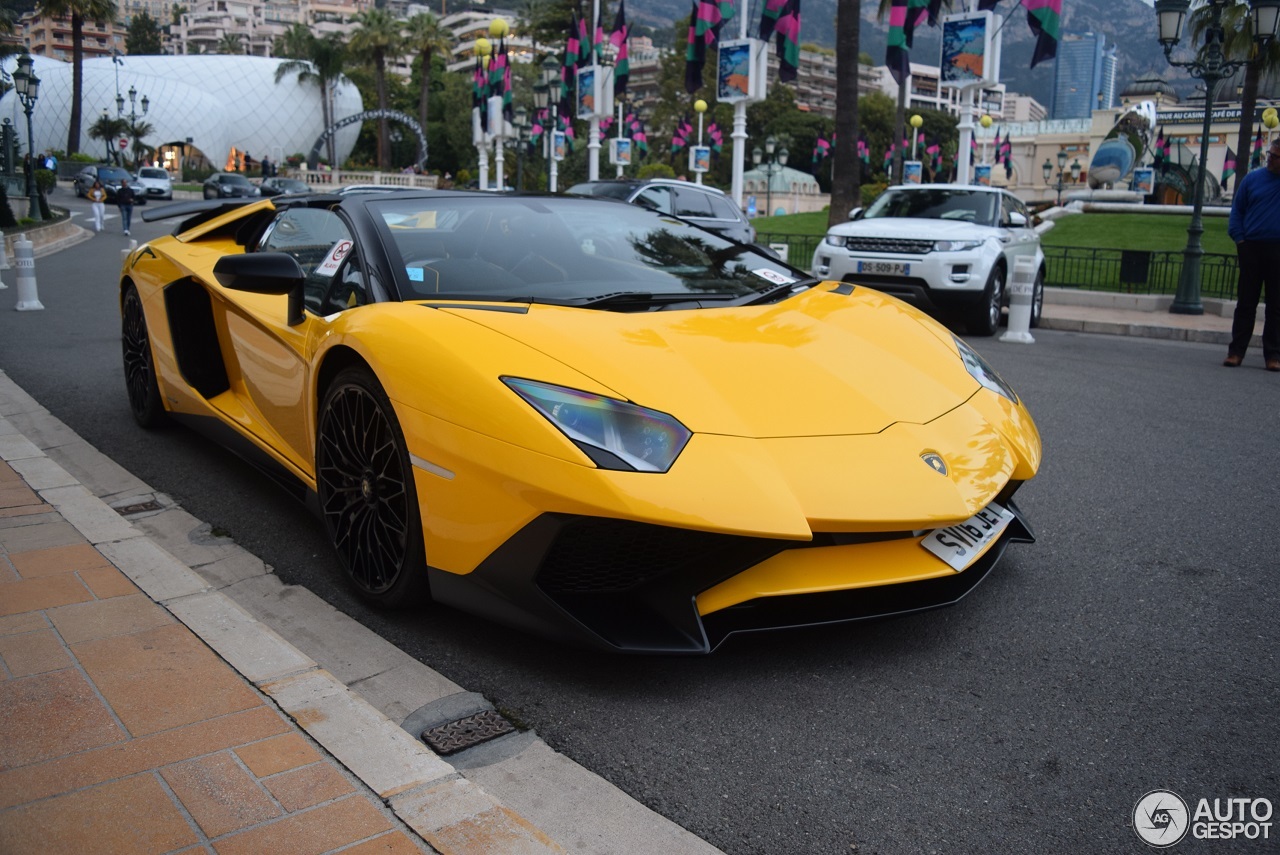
top-left (116, 84), bottom-right (149, 168)
top-left (1041, 150), bottom-right (1082, 206)
top-left (12, 54), bottom-right (42, 223)
top-left (539, 55), bottom-right (560, 193)
top-left (512, 106), bottom-right (530, 191)
top-left (751, 136), bottom-right (788, 218)
top-left (1154, 0), bottom-right (1279, 314)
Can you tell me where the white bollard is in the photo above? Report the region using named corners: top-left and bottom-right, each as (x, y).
top-left (13, 234), bottom-right (43, 312)
top-left (999, 256), bottom-right (1037, 344)
top-left (0, 238), bottom-right (9, 290)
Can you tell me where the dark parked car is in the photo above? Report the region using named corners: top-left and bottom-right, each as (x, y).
top-left (203, 172), bottom-right (260, 199)
top-left (73, 165), bottom-right (135, 201)
top-left (258, 177), bottom-right (312, 197)
top-left (566, 178), bottom-right (755, 244)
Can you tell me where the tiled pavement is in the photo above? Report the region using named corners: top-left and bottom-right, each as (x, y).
top-left (0, 460), bottom-right (436, 855)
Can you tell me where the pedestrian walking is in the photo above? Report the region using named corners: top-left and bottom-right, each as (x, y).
top-left (87, 180), bottom-right (107, 232)
top-left (116, 179), bottom-right (137, 236)
top-left (1224, 138), bottom-right (1280, 372)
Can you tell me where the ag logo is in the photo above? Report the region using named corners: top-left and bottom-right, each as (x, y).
top-left (1134, 790), bottom-right (1189, 847)
top-left (920, 452), bottom-right (948, 476)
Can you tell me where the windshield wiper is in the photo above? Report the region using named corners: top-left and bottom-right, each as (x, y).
top-left (523, 291), bottom-right (741, 310)
top-left (730, 278), bottom-right (818, 306)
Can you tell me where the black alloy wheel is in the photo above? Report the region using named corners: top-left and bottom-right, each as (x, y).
top-left (121, 285), bottom-right (167, 428)
top-left (316, 367), bottom-right (429, 608)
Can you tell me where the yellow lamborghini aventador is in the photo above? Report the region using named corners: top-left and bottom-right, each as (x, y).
top-left (121, 190), bottom-right (1041, 653)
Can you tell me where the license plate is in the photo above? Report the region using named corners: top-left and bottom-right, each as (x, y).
top-left (921, 503), bottom-right (1014, 572)
top-left (857, 261), bottom-right (910, 276)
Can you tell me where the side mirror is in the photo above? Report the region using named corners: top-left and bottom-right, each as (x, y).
top-left (848, 207), bottom-right (863, 221)
top-left (213, 252), bottom-right (306, 325)
top-left (1007, 211), bottom-right (1027, 227)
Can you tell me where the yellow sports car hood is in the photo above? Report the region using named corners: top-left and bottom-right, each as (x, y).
top-left (441, 286), bottom-right (977, 437)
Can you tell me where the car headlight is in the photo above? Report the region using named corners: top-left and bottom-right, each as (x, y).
top-left (953, 336), bottom-right (1018, 403)
top-left (934, 239), bottom-right (986, 252)
top-left (504, 378), bottom-right (691, 473)
top-left (823, 234), bottom-right (849, 248)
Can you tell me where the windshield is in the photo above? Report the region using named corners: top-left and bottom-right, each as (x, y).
top-left (370, 196), bottom-right (805, 308)
top-left (220, 174), bottom-right (252, 186)
top-left (863, 188), bottom-right (999, 226)
top-left (139, 168), bottom-right (169, 180)
top-left (98, 167), bottom-right (131, 181)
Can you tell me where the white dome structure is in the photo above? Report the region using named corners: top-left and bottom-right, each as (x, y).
top-left (0, 54), bottom-right (363, 167)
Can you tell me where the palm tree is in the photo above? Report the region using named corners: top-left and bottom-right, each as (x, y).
top-left (87, 112), bottom-right (129, 164)
top-left (217, 31), bottom-right (246, 55)
top-left (274, 30), bottom-right (348, 168)
top-left (830, 6), bottom-right (861, 225)
top-left (35, 0), bottom-right (117, 155)
top-left (126, 119), bottom-right (155, 168)
top-left (1188, 1), bottom-right (1280, 189)
top-left (403, 13), bottom-right (453, 144)
top-left (350, 8), bottom-right (404, 168)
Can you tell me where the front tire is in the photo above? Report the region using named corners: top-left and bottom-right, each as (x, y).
top-left (121, 285), bottom-right (168, 428)
top-left (966, 265), bottom-right (1005, 337)
top-left (316, 367), bottom-right (429, 608)
top-left (203, 187), bottom-right (214, 199)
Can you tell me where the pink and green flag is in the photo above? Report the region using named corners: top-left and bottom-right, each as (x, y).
top-left (1025, 0), bottom-right (1062, 68)
top-left (610, 0), bottom-right (630, 96)
top-left (1221, 147), bottom-right (1236, 184)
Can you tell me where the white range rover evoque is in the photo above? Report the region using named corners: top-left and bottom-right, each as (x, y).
top-left (811, 184), bottom-right (1046, 336)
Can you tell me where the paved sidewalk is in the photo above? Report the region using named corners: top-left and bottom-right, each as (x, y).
top-left (0, 453), bottom-right (576, 855)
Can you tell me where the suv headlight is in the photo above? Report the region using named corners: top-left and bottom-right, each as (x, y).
top-left (934, 239), bottom-right (986, 252)
top-left (954, 336), bottom-right (1018, 403)
top-left (823, 234), bottom-right (850, 248)
top-left (504, 378), bottom-right (691, 472)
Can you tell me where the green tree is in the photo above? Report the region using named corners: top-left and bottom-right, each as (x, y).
top-left (350, 8), bottom-right (404, 168)
top-left (125, 9), bottom-right (163, 54)
top-left (126, 119), bottom-right (154, 167)
top-left (403, 12), bottom-right (452, 157)
top-left (216, 32), bottom-right (245, 54)
top-left (274, 29), bottom-right (348, 168)
top-left (87, 111), bottom-right (128, 163)
top-left (1188, 0), bottom-right (1280, 188)
top-left (830, 6), bottom-right (861, 225)
top-left (35, 0), bottom-right (117, 155)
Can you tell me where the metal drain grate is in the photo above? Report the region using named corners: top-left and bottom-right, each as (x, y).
top-left (420, 710), bottom-right (515, 755)
top-left (115, 500), bottom-right (164, 515)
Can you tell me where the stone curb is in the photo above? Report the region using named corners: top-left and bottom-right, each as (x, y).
top-left (0, 370), bottom-right (724, 855)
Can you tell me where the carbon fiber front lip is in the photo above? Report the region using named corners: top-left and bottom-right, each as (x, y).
top-left (427, 496), bottom-right (1035, 655)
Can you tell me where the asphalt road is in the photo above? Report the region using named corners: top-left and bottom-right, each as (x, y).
top-left (3, 195), bottom-right (1278, 854)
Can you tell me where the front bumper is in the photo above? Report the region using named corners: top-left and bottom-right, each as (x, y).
top-left (811, 244), bottom-right (997, 310)
top-left (428, 490), bottom-right (1035, 654)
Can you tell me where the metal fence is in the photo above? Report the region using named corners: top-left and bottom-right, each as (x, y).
top-left (1042, 247), bottom-right (1239, 299)
top-left (756, 232), bottom-right (1240, 301)
top-left (756, 233), bottom-right (821, 268)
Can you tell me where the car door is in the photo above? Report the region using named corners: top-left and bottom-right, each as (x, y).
top-left (999, 192), bottom-right (1039, 276)
top-left (213, 206), bottom-right (360, 475)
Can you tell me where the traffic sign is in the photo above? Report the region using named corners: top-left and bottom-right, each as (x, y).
top-left (119, 139), bottom-right (128, 149)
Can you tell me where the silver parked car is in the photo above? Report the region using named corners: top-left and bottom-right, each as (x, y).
top-left (134, 167), bottom-right (173, 201)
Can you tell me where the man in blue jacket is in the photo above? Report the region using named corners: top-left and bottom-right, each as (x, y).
top-left (1224, 138), bottom-right (1280, 371)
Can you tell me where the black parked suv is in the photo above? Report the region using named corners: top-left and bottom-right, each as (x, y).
top-left (73, 165), bottom-right (135, 201)
top-left (566, 179), bottom-right (755, 244)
